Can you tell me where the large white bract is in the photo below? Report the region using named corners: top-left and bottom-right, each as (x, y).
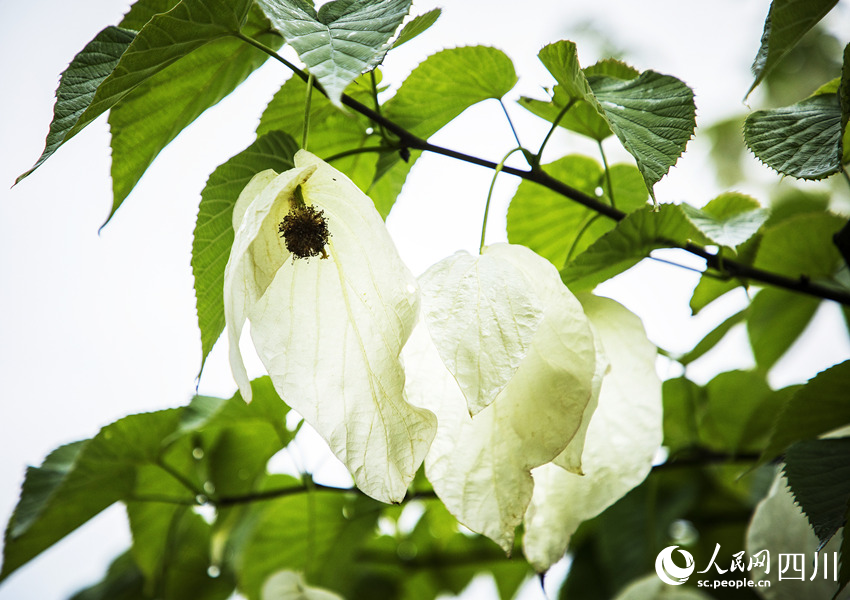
top-left (224, 150), bottom-right (436, 504)
top-left (522, 295), bottom-right (663, 572)
top-left (405, 244), bottom-right (599, 551)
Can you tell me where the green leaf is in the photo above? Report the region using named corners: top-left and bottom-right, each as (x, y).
top-left (680, 193), bottom-right (768, 248)
top-left (532, 41), bottom-right (695, 196)
top-left (744, 93), bottom-right (843, 180)
top-left (193, 131), bottom-right (298, 371)
top-left (179, 377), bottom-right (294, 497)
top-left (15, 26), bottom-right (136, 183)
top-left (763, 361), bottom-right (850, 462)
top-left (120, 0), bottom-right (181, 31)
top-left (20, 0), bottom-right (254, 186)
top-left (747, 288), bottom-right (821, 371)
top-left (127, 505), bottom-right (233, 600)
top-left (590, 71), bottom-right (696, 197)
top-left (662, 378), bottom-right (703, 453)
top-left (700, 370), bottom-right (775, 454)
top-left (783, 437), bottom-right (850, 547)
top-left (835, 219), bottom-right (850, 271)
top-left (842, 43), bottom-right (850, 164)
top-left (519, 94), bottom-right (611, 142)
top-left (1, 410), bottom-right (185, 580)
top-left (560, 204), bottom-right (709, 291)
top-left (392, 8), bottom-right (441, 48)
top-left (108, 3), bottom-right (281, 217)
top-left (747, 0), bottom-right (839, 98)
top-left (507, 156), bottom-right (647, 268)
top-left (754, 211), bottom-right (845, 279)
top-left (678, 308), bottom-right (747, 366)
top-left (689, 277), bottom-right (741, 315)
top-left (236, 487), bottom-right (381, 600)
top-left (69, 551), bottom-right (147, 600)
top-left (256, 0), bottom-right (411, 106)
top-left (518, 59), bottom-right (638, 142)
top-left (382, 45), bottom-right (518, 139)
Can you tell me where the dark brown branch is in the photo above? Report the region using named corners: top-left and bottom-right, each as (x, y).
top-left (237, 33), bottom-right (850, 306)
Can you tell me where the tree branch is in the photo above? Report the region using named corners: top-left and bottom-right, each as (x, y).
top-left (236, 32), bottom-right (850, 307)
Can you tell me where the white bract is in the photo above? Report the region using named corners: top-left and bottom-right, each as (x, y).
top-left (523, 295), bottom-right (662, 572)
top-left (224, 150), bottom-right (436, 504)
top-left (404, 244), bottom-right (598, 551)
top-left (419, 250), bottom-right (545, 415)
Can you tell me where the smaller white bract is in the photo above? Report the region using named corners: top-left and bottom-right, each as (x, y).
top-left (224, 150), bottom-right (436, 504)
top-left (405, 244), bottom-right (601, 551)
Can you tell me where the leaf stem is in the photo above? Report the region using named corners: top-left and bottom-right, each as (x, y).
top-left (499, 99), bottom-right (522, 148)
top-left (565, 214), bottom-right (603, 265)
top-left (535, 99), bottom-right (574, 162)
top-left (157, 458), bottom-right (204, 498)
top-left (370, 70), bottom-right (388, 141)
top-left (598, 140), bottom-right (616, 208)
top-left (480, 147), bottom-right (522, 253)
top-left (233, 32), bottom-right (850, 307)
top-left (302, 73), bottom-right (314, 149)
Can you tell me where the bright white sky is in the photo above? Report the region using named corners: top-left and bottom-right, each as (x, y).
top-left (1, 1), bottom-right (849, 599)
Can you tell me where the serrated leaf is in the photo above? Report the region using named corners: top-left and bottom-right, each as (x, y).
top-left (120, 0), bottom-right (180, 31)
top-left (256, 0), bottom-right (410, 106)
top-left (561, 204), bottom-right (710, 291)
top-left (754, 211), bottom-right (845, 279)
top-left (20, 0), bottom-right (253, 186)
top-left (382, 45), bottom-right (518, 139)
top-left (507, 156), bottom-right (648, 268)
top-left (680, 193), bottom-right (768, 248)
top-left (784, 437), bottom-right (850, 547)
top-left (224, 151), bottom-right (436, 503)
top-left (392, 8), bottom-right (440, 48)
top-left (193, 131), bottom-right (298, 372)
top-left (842, 43), bottom-right (850, 164)
top-left (748, 288), bottom-right (821, 371)
top-left (405, 244), bottom-right (598, 552)
top-left (530, 41), bottom-right (695, 194)
top-left (523, 296), bottom-right (662, 572)
top-left (418, 249), bottom-right (546, 415)
top-left (746, 471), bottom-right (847, 598)
top-left (1, 410), bottom-right (185, 580)
top-left (590, 71), bottom-right (696, 196)
top-left (745, 93), bottom-right (843, 179)
top-left (108, 3), bottom-right (281, 217)
top-left (69, 551), bottom-right (147, 600)
top-left (747, 0), bottom-right (839, 98)
top-left (762, 361), bottom-right (850, 462)
top-left (15, 26), bottom-right (136, 183)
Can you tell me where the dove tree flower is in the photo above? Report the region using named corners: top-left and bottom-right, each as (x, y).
top-left (224, 150), bottom-right (437, 504)
top-left (404, 243), bottom-right (600, 551)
